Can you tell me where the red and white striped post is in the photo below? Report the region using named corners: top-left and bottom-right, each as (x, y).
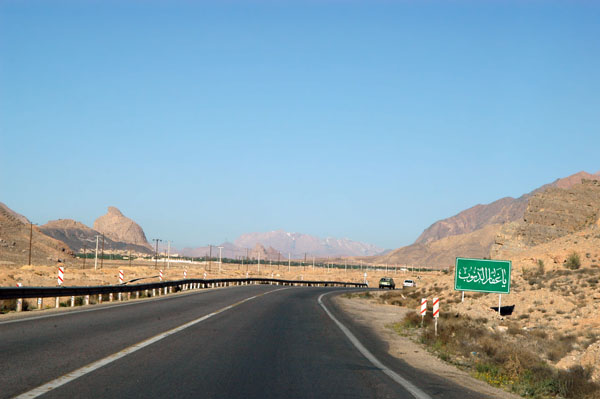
top-left (16, 283), bottom-right (23, 312)
top-left (118, 270), bottom-right (124, 300)
top-left (56, 266), bottom-right (64, 308)
top-left (420, 298), bottom-right (427, 327)
top-left (433, 297), bottom-right (440, 336)
top-left (57, 266), bottom-right (64, 285)
top-left (183, 270), bottom-right (187, 279)
top-left (159, 270), bottom-right (163, 281)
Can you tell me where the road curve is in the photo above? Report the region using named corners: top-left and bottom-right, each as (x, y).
top-left (0, 286), bottom-right (491, 398)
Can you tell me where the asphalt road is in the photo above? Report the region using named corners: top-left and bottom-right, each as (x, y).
top-left (0, 285), bottom-right (491, 399)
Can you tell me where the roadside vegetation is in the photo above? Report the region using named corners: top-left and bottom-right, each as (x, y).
top-left (368, 284), bottom-right (600, 399)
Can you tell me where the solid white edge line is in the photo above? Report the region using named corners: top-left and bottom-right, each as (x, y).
top-left (13, 287), bottom-right (288, 399)
top-left (318, 292), bottom-right (432, 399)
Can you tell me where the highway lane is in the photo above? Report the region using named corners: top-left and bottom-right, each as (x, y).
top-left (1, 286), bottom-right (491, 398)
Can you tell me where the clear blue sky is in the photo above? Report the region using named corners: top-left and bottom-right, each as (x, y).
top-left (1, 1), bottom-right (599, 250)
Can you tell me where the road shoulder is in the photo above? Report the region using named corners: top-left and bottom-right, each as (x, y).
top-left (333, 294), bottom-right (522, 399)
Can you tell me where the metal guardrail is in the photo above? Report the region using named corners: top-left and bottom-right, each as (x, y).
top-left (0, 278), bottom-right (368, 301)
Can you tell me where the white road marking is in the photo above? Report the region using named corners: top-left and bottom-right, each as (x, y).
top-left (318, 293), bottom-right (432, 399)
top-left (13, 288), bottom-right (288, 399)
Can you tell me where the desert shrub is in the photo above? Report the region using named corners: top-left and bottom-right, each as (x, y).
top-left (358, 291), bottom-right (373, 299)
top-left (546, 334), bottom-right (576, 362)
top-left (536, 259), bottom-right (545, 275)
top-left (566, 252), bottom-right (581, 270)
top-left (557, 366), bottom-right (600, 398)
top-left (0, 299), bottom-right (16, 313)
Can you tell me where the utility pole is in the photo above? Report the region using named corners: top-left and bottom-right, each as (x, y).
top-left (313, 257), bottom-right (315, 270)
top-left (152, 238), bottom-right (161, 269)
top-left (209, 245), bottom-right (212, 272)
top-left (28, 222), bottom-right (33, 265)
top-left (288, 253), bottom-right (291, 272)
top-left (129, 250), bottom-right (132, 267)
top-left (94, 235), bottom-right (100, 270)
top-left (278, 252), bottom-right (281, 270)
top-left (82, 244), bottom-right (86, 269)
top-left (258, 252), bottom-right (261, 273)
top-left (167, 241), bottom-right (171, 269)
top-left (218, 246), bottom-right (224, 274)
top-left (100, 234), bottom-right (105, 269)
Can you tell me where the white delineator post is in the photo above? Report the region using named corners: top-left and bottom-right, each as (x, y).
top-left (184, 270), bottom-right (187, 279)
top-left (159, 270), bottom-right (163, 281)
top-left (363, 272), bottom-right (367, 285)
top-left (420, 298), bottom-right (427, 327)
top-left (16, 283), bottom-right (23, 312)
top-left (433, 297), bottom-right (440, 336)
top-left (56, 266), bottom-right (64, 308)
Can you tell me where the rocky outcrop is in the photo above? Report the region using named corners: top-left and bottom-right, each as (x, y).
top-left (40, 219), bottom-right (153, 254)
top-left (491, 179), bottom-right (600, 258)
top-left (93, 207), bottom-right (152, 250)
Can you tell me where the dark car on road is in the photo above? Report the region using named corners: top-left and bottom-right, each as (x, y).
top-left (378, 277), bottom-right (395, 289)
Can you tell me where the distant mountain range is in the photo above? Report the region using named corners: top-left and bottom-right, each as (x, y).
top-left (178, 231), bottom-right (385, 259)
top-left (3, 170), bottom-right (598, 267)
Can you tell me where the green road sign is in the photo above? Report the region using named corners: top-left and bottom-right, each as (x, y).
top-left (454, 258), bottom-right (511, 294)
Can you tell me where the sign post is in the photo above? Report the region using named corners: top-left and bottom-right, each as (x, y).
top-left (455, 258), bottom-right (511, 316)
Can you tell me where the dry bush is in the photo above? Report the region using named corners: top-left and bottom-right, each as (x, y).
top-left (557, 366), bottom-right (600, 399)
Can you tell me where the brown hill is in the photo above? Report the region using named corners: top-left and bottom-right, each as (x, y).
top-left (371, 224), bottom-right (502, 268)
top-left (491, 178), bottom-right (600, 259)
top-left (40, 219), bottom-right (153, 255)
top-left (0, 203), bottom-right (73, 266)
top-left (415, 171), bottom-right (600, 245)
top-left (415, 197), bottom-right (527, 245)
top-left (93, 207), bottom-right (151, 250)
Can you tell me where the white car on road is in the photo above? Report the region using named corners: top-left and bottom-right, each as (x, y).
top-left (403, 279), bottom-right (416, 287)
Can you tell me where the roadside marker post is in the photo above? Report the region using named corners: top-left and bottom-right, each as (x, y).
top-left (420, 298), bottom-right (427, 327)
top-left (159, 270), bottom-right (163, 281)
top-left (16, 283), bottom-right (23, 312)
top-left (56, 266), bottom-right (64, 308)
top-left (432, 297), bottom-right (440, 336)
top-left (118, 270), bottom-right (124, 301)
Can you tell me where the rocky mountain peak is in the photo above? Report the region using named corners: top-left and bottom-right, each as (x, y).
top-left (93, 207), bottom-right (151, 250)
top-left (107, 206), bottom-right (123, 216)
